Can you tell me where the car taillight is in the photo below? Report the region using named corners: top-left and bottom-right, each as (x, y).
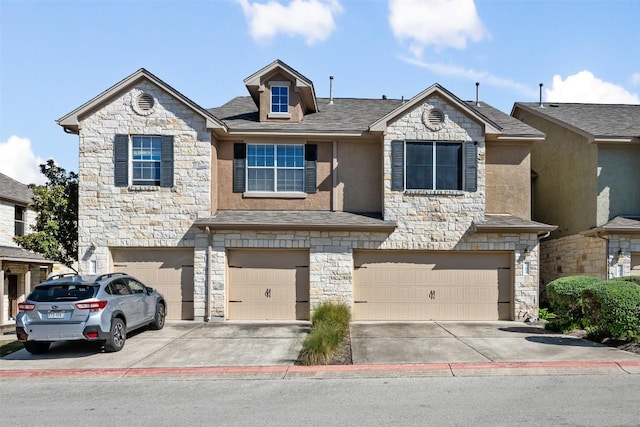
top-left (75, 300), bottom-right (108, 311)
top-left (18, 302), bottom-right (35, 311)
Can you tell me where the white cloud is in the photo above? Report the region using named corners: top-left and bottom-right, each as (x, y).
top-left (389, 0), bottom-right (489, 57)
top-left (237, 0), bottom-right (343, 45)
top-left (545, 71), bottom-right (640, 104)
top-left (402, 56), bottom-right (538, 98)
top-left (0, 136), bottom-right (47, 185)
top-left (631, 72), bottom-right (640, 86)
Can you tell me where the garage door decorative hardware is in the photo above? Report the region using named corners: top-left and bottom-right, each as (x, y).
top-left (354, 300), bottom-right (368, 303)
top-left (265, 288), bottom-right (272, 298)
top-left (296, 300), bottom-right (309, 303)
top-left (229, 300), bottom-right (242, 303)
top-left (429, 290), bottom-right (436, 300)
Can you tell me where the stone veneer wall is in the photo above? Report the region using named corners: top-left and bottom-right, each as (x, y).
top-left (203, 96), bottom-right (539, 320)
top-left (539, 234), bottom-right (607, 287)
top-left (77, 80), bottom-right (211, 277)
top-left (606, 234), bottom-right (640, 279)
top-left (0, 202), bottom-right (36, 247)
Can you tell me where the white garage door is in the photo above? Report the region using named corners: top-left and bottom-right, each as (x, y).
top-left (353, 251), bottom-right (512, 321)
top-left (227, 250), bottom-right (309, 321)
top-left (111, 248), bottom-right (194, 320)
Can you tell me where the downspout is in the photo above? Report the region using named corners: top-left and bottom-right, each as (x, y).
top-left (332, 140), bottom-right (338, 211)
top-left (594, 231), bottom-right (610, 279)
top-left (205, 226), bottom-right (212, 322)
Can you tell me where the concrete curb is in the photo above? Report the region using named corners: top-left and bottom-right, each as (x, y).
top-left (2, 360), bottom-right (639, 380)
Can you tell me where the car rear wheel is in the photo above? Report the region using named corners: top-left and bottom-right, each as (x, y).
top-left (104, 318), bottom-right (126, 352)
top-left (150, 302), bottom-right (166, 330)
top-left (24, 341), bottom-right (51, 354)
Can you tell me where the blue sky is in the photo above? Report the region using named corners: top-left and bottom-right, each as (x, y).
top-left (1, 0), bottom-right (639, 184)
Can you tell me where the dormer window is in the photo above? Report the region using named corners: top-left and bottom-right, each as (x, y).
top-left (269, 81), bottom-right (290, 118)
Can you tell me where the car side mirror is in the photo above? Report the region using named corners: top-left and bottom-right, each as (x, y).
top-left (145, 287), bottom-right (154, 294)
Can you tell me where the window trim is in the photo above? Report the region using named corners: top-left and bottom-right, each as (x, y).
top-left (405, 140), bottom-right (463, 191)
top-left (268, 81), bottom-right (291, 118)
top-left (14, 205), bottom-right (26, 236)
top-left (245, 143), bottom-right (305, 194)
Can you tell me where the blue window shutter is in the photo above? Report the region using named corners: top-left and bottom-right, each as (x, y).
top-left (391, 140), bottom-right (404, 191)
top-left (464, 141), bottom-right (478, 192)
top-left (304, 144), bottom-right (317, 194)
top-left (160, 135), bottom-right (174, 187)
top-left (233, 143), bottom-right (246, 193)
top-left (114, 134), bottom-right (129, 187)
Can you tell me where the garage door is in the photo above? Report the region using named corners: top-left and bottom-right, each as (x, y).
top-left (111, 248), bottom-right (194, 320)
top-left (227, 250), bottom-right (309, 321)
top-left (353, 251), bottom-right (512, 321)
top-left (632, 253), bottom-right (640, 273)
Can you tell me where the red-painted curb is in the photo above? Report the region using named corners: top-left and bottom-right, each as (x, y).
top-left (0, 360), bottom-right (636, 378)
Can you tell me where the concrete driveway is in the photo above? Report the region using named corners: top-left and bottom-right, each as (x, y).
top-left (350, 321), bottom-right (640, 364)
top-left (0, 321), bottom-right (308, 371)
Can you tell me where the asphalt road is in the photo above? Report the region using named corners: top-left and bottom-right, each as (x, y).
top-left (2, 375), bottom-right (639, 426)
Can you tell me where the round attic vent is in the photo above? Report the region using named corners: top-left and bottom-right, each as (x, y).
top-left (137, 93), bottom-right (155, 110)
top-left (423, 108), bottom-right (445, 131)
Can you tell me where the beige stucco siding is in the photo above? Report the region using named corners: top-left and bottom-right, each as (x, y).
top-left (597, 145), bottom-right (640, 225)
top-left (338, 140), bottom-right (382, 213)
top-left (258, 72), bottom-right (304, 122)
top-left (485, 142), bottom-right (531, 218)
top-left (524, 111), bottom-right (598, 237)
top-left (216, 139), bottom-right (332, 211)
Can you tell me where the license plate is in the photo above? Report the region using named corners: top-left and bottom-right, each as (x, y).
top-left (47, 311), bottom-right (65, 319)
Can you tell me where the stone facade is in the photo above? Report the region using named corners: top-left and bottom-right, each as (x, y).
top-left (539, 234), bottom-right (608, 286)
top-left (606, 234), bottom-right (640, 279)
top-left (0, 201), bottom-right (35, 247)
top-left (76, 81), bottom-right (211, 275)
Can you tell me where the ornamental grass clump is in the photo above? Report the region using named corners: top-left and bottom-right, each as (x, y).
top-left (298, 302), bottom-right (351, 366)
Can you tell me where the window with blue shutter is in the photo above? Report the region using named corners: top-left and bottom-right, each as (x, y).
top-left (114, 134), bottom-right (174, 187)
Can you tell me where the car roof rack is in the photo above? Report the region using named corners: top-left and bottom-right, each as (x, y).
top-left (94, 272), bottom-right (128, 282)
top-left (47, 273), bottom-right (81, 281)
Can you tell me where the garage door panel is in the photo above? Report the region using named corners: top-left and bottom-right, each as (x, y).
top-left (632, 253), bottom-right (640, 272)
top-left (228, 250), bottom-right (309, 321)
top-left (354, 251), bottom-right (512, 321)
top-left (111, 249), bottom-right (194, 321)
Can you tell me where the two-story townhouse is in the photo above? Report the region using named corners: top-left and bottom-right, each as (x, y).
top-left (57, 60), bottom-right (554, 323)
top-left (0, 173), bottom-right (54, 326)
top-left (512, 103), bottom-right (640, 286)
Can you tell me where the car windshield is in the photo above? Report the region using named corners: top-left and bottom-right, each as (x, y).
top-left (28, 284), bottom-right (98, 302)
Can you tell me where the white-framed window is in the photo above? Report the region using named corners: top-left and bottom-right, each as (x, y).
top-left (14, 205), bottom-right (25, 236)
top-left (131, 136), bottom-right (162, 186)
top-left (270, 83), bottom-right (289, 114)
top-left (246, 144), bottom-right (304, 192)
top-left (405, 141), bottom-right (463, 190)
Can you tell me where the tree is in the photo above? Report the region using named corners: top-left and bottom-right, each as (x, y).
top-left (15, 159), bottom-right (78, 270)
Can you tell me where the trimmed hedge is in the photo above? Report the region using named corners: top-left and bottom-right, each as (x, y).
top-left (581, 281), bottom-right (640, 340)
top-left (546, 276), bottom-right (601, 331)
top-left (546, 275), bottom-right (640, 340)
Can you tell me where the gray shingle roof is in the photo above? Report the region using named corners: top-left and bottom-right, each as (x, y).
top-left (0, 245), bottom-right (54, 263)
top-left (208, 97), bottom-right (403, 134)
top-left (466, 102), bottom-right (545, 138)
top-left (514, 103), bottom-right (640, 139)
top-left (0, 173), bottom-right (33, 205)
top-left (208, 97), bottom-right (544, 138)
top-left (583, 216), bottom-right (640, 236)
top-left (474, 214), bottom-right (557, 233)
top-left (195, 210), bottom-right (397, 231)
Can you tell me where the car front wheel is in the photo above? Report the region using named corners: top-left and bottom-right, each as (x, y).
top-left (104, 318), bottom-right (126, 352)
top-left (150, 302), bottom-right (166, 330)
top-left (24, 341), bottom-right (51, 354)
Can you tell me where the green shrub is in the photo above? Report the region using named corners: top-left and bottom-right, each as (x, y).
top-left (610, 276), bottom-right (640, 286)
top-left (546, 276), bottom-right (601, 331)
top-left (537, 307), bottom-right (556, 320)
top-left (581, 281), bottom-right (640, 340)
top-left (299, 302), bottom-right (351, 366)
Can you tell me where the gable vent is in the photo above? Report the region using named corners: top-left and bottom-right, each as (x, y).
top-left (136, 93), bottom-right (155, 111)
top-left (428, 109), bottom-right (444, 126)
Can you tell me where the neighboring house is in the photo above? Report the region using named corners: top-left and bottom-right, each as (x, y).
top-left (511, 102), bottom-right (640, 286)
top-left (0, 173), bottom-right (54, 326)
top-left (57, 60), bottom-right (554, 323)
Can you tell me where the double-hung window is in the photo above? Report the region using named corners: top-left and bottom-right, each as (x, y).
top-left (132, 136), bottom-right (162, 186)
top-left (391, 140), bottom-right (477, 192)
top-left (14, 206), bottom-right (25, 236)
top-left (114, 134), bottom-right (174, 188)
top-left (271, 85), bottom-right (289, 114)
top-left (247, 144), bottom-right (304, 192)
top-left (406, 142), bottom-right (462, 190)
